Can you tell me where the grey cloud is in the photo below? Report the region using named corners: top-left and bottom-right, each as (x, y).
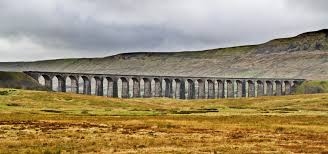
top-left (286, 0), bottom-right (328, 14)
top-left (0, 0), bottom-right (327, 61)
top-left (0, 0), bottom-right (239, 54)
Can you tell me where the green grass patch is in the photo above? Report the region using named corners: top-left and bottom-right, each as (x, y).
top-left (294, 80), bottom-right (328, 94)
top-left (40, 108), bottom-right (64, 113)
top-left (0, 88), bottom-right (328, 116)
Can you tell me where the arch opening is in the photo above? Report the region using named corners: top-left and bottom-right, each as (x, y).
top-left (154, 78), bottom-right (162, 97)
top-left (120, 77), bottom-right (129, 98)
top-left (197, 79), bottom-right (205, 99)
top-left (247, 80), bottom-right (255, 97)
top-left (257, 80), bottom-right (264, 97)
top-left (226, 80), bottom-right (234, 98)
top-left (55, 75), bottom-right (66, 92)
top-left (266, 81), bottom-right (273, 96)
top-left (236, 80), bottom-right (243, 98)
top-left (164, 79), bottom-right (172, 98)
top-left (38, 75), bottom-right (45, 86)
top-left (207, 80), bottom-right (215, 99)
top-left (187, 79), bottom-right (195, 99)
top-left (106, 77), bottom-right (118, 98)
top-left (41, 74), bottom-right (53, 90)
top-left (217, 80), bottom-right (225, 98)
top-left (82, 76), bottom-right (91, 95)
top-left (143, 78), bottom-right (151, 98)
top-left (132, 78), bottom-right (140, 98)
top-left (174, 79), bottom-right (185, 99)
top-left (69, 76), bottom-right (79, 93)
top-left (94, 76), bottom-right (104, 96)
top-left (275, 81), bottom-right (282, 96)
top-left (284, 81), bottom-right (291, 95)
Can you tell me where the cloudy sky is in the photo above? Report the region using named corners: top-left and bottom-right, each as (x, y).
top-left (0, 0), bottom-right (327, 62)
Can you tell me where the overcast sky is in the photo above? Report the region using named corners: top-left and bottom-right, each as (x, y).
top-left (0, 0), bottom-right (327, 62)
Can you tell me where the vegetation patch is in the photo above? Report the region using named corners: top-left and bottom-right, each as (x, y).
top-left (40, 108), bottom-right (63, 113)
top-left (0, 89), bottom-right (16, 96)
top-left (295, 80), bottom-right (328, 94)
top-left (0, 90), bottom-right (9, 95)
top-left (81, 109), bottom-right (90, 114)
top-left (0, 88), bottom-right (327, 153)
top-left (171, 108), bottom-right (219, 114)
top-left (270, 108), bottom-right (299, 113)
top-left (6, 102), bottom-right (21, 107)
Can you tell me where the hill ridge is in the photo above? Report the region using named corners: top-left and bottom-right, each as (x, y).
top-left (0, 29), bottom-right (328, 80)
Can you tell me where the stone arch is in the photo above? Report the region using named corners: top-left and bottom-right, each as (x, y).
top-left (236, 80), bottom-right (243, 98)
top-left (78, 76), bottom-right (84, 94)
top-left (164, 78), bottom-right (172, 98)
top-left (81, 76), bottom-right (91, 95)
top-left (90, 77), bottom-right (96, 95)
top-left (171, 79), bottom-right (176, 98)
top-left (94, 76), bottom-right (104, 96)
top-left (154, 78), bottom-right (162, 97)
top-left (181, 79), bottom-right (186, 99)
top-left (38, 75), bottom-right (46, 86)
top-left (52, 75), bottom-right (66, 92)
top-left (275, 81), bottom-right (282, 96)
top-left (217, 80), bottom-right (225, 98)
top-left (284, 81), bottom-right (292, 95)
top-left (197, 79), bottom-right (205, 99)
top-left (257, 80), bottom-right (264, 96)
top-left (69, 75), bottom-right (79, 93)
top-left (120, 77), bottom-right (129, 98)
top-left (174, 79), bottom-right (185, 99)
top-left (103, 78), bottom-right (108, 97)
top-left (25, 72), bottom-right (40, 82)
top-left (132, 78), bottom-right (140, 98)
top-left (106, 77), bottom-right (118, 98)
top-left (65, 76), bottom-right (71, 92)
top-left (174, 79), bottom-right (181, 99)
top-left (207, 80), bottom-right (215, 99)
top-left (247, 80), bottom-right (255, 97)
top-left (187, 79), bottom-right (195, 99)
top-left (226, 80), bottom-right (234, 98)
top-left (41, 74), bottom-right (53, 90)
top-left (143, 78), bottom-right (151, 98)
top-left (266, 81), bottom-right (273, 96)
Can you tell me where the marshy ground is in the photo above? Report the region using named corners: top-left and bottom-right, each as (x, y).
top-left (0, 89), bottom-right (327, 153)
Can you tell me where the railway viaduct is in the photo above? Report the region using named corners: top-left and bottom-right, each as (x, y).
top-left (24, 71), bottom-right (305, 99)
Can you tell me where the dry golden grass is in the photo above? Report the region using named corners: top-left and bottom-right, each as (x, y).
top-left (0, 88), bottom-right (328, 153)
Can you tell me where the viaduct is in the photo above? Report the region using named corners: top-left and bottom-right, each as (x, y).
top-left (24, 71), bottom-right (305, 99)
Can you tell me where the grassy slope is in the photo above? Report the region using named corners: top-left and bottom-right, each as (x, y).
top-left (295, 80), bottom-right (328, 94)
top-left (0, 71), bottom-right (44, 90)
top-left (1, 29), bottom-right (328, 79)
top-left (1, 88), bottom-right (328, 116)
top-left (0, 88), bottom-right (327, 153)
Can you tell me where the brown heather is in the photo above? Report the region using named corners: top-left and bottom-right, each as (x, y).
top-left (0, 88), bottom-right (327, 153)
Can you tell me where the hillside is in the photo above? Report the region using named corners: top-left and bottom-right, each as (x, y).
top-left (0, 72), bottom-right (44, 90)
top-left (0, 29), bottom-right (328, 80)
top-left (0, 88), bottom-right (327, 153)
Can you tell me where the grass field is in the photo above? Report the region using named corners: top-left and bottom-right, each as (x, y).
top-left (0, 88), bottom-right (328, 153)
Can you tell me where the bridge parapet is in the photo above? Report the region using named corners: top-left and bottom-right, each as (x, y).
top-left (24, 71), bottom-right (306, 99)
